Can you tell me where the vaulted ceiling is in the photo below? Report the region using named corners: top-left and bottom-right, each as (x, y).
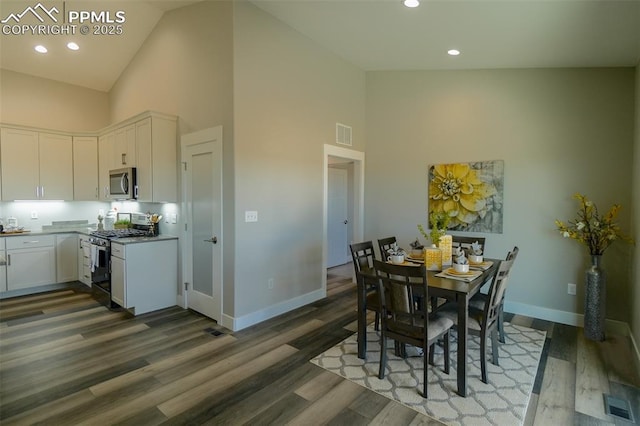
top-left (1, 0), bottom-right (638, 92)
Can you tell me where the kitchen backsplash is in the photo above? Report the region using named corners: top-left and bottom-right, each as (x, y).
top-left (0, 201), bottom-right (180, 235)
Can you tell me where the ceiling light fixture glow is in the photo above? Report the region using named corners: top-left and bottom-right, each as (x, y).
top-left (67, 42), bottom-right (79, 51)
top-left (34, 45), bottom-right (48, 53)
top-left (403, 0), bottom-right (420, 8)
top-left (448, 49), bottom-right (461, 56)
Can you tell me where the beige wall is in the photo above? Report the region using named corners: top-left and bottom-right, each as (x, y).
top-left (632, 65), bottom-right (640, 362)
top-left (0, 69), bottom-right (109, 131)
top-left (108, 0), bottom-right (236, 313)
top-left (233, 2), bottom-right (366, 320)
top-left (365, 68), bottom-right (635, 324)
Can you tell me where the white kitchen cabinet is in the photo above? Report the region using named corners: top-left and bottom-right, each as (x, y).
top-left (98, 131), bottom-right (114, 201)
top-left (0, 128), bottom-right (73, 200)
top-left (135, 114), bottom-right (177, 202)
top-left (110, 239), bottom-right (177, 315)
top-left (73, 136), bottom-right (99, 200)
top-left (114, 124), bottom-right (136, 168)
top-left (39, 132), bottom-right (74, 200)
top-left (78, 235), bottom-right (92, 286)
top-left (55, 233), bottom-right (78, 283)
top-left (6, 235), bottom-right (56, 291)
top-left (0, 238), bottom-right (6, 292)
top-left (0, 128), bottom-right (39, 200)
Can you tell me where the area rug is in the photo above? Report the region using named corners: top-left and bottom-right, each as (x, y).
top-left (310, 323), bottom-right (546, 426)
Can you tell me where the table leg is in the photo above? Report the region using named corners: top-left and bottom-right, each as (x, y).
top-left (357, 276), bottom-right (366, 359)
top-left (457, 295), bottom-right (469, 397)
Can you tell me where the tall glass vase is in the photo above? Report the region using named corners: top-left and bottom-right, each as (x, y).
top-left (584, 255), bottom-right (606, 341)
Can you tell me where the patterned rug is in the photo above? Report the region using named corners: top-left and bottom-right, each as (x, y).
top-left (310, 323), bottom-right (546, 426)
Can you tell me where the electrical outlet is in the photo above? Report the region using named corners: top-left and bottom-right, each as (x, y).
top-left (568, 283), bottom-right (576, 295)
top-left (268, 278), bottom-right (274, 289)
top-left (30, 211), bottom-right (38, 219)
top-left (245, 211), bottom-right (258, 222)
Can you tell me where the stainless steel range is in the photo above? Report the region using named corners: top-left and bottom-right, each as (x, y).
top-left (89, 218), bottom-right (154, 308)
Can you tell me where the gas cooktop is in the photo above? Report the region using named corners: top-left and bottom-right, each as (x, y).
top-left (90, 229), bottom-right (149, 239)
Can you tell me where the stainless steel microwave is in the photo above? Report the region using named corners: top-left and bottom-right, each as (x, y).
top-left (109, 167), bottom-right (137, 200)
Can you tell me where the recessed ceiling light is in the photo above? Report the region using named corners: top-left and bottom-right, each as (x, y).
top-left (403, 0), bottom-right (420, 8)
top-left (448, 49), bottom-right (461, 56)
top-left (67, 42), bottom-right (79, 51)
top-left (34, 45), bottom-right (47, 53)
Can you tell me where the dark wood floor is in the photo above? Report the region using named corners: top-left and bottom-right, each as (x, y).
top-left (0, 265), bottom-right (638, 425)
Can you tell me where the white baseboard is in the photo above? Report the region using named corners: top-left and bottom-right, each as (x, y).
top-left (505, 301), bottom-right (632, 338)
top-left (222, 288), bottom-right (326, 332)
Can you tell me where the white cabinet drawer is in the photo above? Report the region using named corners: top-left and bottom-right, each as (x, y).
top-left (111, 243), bottom-right (125, 259)
top-left (6, 235), bottom-right (55, 250)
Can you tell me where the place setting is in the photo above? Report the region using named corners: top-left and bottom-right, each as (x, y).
top-left (435, 246), bottom-right (483, 282)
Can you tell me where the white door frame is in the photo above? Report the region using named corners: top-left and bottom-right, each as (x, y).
top-left (180, 126), bottom-right (223, 322)
top-left (323, 144), bottom-right (364, 291)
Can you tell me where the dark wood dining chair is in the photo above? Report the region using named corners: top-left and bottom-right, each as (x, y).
top-left (438, 255), bottom-right (517, 384)
top-left (470, 246), bottom-right (519, 343)
top-left (451, 235), bottom-right (486, 255)
top-left (377, 236), bottom-right (397, 262)
top-left (373, 260), bottom-right (454, 398)
top-left (349, 241), bottom-right (381, 332)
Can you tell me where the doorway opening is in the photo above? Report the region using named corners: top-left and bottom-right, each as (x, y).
top-left (323, 144), bottom-right (364, 293)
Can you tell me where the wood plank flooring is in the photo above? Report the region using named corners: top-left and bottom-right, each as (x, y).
top-left (0, 265), bottom-right (638, 425)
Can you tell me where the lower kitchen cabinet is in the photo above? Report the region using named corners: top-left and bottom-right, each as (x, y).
top-left (55, 233), bottom-right (78, 283)
top-left (110, 239), bottom-right (177, 315)
top-left (6, 235), bottom-right (56, 291)
top-left (78, 235), bottom-right (92, 286)
top-left (0, 238), bottom-right (6, 292)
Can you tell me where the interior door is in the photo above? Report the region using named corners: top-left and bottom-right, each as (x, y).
top-left (182, 126), bottom-right (223, 321)
top-left (327, 166), bottom-right (349, 267)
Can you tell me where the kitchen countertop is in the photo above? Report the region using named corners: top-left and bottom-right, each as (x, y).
top-left (0, 229), bottom-right (178, 243)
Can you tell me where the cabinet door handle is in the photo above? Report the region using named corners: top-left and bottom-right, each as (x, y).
top-left (7, 254), bottom-right (10, 266)
top-left (122, 153), bottom-right (126, 165)
top-left (23, 240), bottom-right (40, 244)
top-left (41, 186), bottom-right (45, 198)
top-left (36, 186), bottom-right (40, 198)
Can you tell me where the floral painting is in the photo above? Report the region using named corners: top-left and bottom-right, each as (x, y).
top-left (428, 160), bottom-right (504, 233)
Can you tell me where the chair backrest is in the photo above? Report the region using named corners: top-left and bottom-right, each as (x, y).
top-left (349, 241), bottom-right (376, 275)
top-left (373, 260), bottom-right (428, 340)
top-left (483, 256), bottom-right (516, 329)
top-left (377, 236), bottom-right (397, 261)
top-left (452, 236), bottom-right (486, 255)
top-left (506, 246), bottom-right (519, 262)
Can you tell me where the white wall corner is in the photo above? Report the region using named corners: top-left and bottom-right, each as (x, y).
top-left (223, 289), bottom-right (326, 332)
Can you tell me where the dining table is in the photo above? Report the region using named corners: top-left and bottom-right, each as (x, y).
top-left (356, 257), bottom-right (500, 398)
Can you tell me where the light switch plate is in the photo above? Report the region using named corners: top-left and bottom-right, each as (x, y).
top-left (171, 213), bottom-right (177, 224)
top-left (245, 211), bottom-right (258, 222)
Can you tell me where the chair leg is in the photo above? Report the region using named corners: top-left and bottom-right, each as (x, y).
top-left (443, 332), bottom-right (450, 375)
top-left (498, 306), bottom-right (505, 343)
top-left (422, 343), bottom-right (428, 398)
top-left (378, 334), bottom-right (387, 379)
top-left (374, 312), bottom-right (380, 331)
top-left (428, 343), bottom-right (435, 365)
top-left (491, 329), bottom-right (500, 366)
top-left (480, 330), bottom-right (488, 384)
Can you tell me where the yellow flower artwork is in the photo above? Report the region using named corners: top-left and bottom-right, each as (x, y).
top-left (428, 160), bottom-right (504, 233)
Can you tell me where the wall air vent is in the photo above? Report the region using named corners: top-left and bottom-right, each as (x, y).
top-left (603, 394), bottom-right (635, 423)
top-left (336, 123), bottom-right (352, 146)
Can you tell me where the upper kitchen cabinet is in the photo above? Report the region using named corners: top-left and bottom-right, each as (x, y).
top-left (113, 124), bottom-right (136, 168)
top-left (135, 114), bottom-right (177, 202)
top-left (0, 128), bottom-right (73, 200)
top-left (73, 136), bottom-right (99, 201)
top-left (98, 131), bottom-right (114, 201)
